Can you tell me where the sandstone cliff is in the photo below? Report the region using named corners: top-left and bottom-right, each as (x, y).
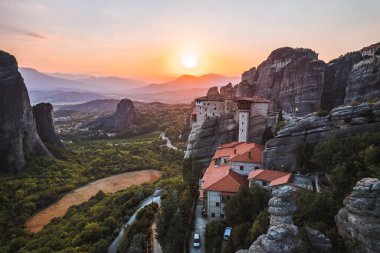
top-left (33, 103), bottom-right (64, 148)
top-left (335, 178), bottom-right (380, 253)
top-left (81, 98), bottom-right (136, 132)
top-left (263, 102), bottom-right (380, 171)
top-left (0, 50), bottom-right (51, 172)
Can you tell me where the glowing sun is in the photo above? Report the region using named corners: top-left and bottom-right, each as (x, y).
top-left (180, 53), bottom-right (198, 68)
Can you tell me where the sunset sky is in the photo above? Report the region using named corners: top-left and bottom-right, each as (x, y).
top-left (1, 0), bottom-right (380, 82)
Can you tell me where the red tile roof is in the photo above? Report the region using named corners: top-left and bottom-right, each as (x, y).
top-left (201, 165), bottom-right (231, 191)
top-left (212, 142), bottom-right (264, 164)
top-left (203, 168), bottom-right (247, 193)
top-left (248, 169), bottom-right (292, 187)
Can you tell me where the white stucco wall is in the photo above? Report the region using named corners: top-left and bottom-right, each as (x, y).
top-left (230, 161), bottom-right (262, 176)
top-left (195, 100), bottom-right (225, 125)
top-left (206, 191), bottom-right (225, 218)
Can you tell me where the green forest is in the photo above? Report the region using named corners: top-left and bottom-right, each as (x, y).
top-left (0, 133), bottom-right (184, 253)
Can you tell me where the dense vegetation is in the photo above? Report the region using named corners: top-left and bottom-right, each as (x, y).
top-left (118, 203), bottom-right (159, 253)
top-left (0, 133), bottom-right (184, 253)
top-left (21, 186), bottom-right (152, 253)
top-left (221, 185), bottom-right (270, 253)
top-left (294, 132), bottom-right (380, 251)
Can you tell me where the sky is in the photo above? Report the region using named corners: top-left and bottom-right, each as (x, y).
top-left (0, 0), bottom-right (380, 82)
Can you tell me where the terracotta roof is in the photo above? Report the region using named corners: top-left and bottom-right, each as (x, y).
top-left (248, 169), bottom-right (292, 186)
top-left (236, 96), bottom-right (270, 103)
top-left (204, 169), bottom-right (247, 193)
top-left (212, 142), bottom-right (264, 164)
top-left (201, 165), bottom-right (231, 191)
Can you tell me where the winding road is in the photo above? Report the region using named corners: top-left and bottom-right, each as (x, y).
top-left (108, 188), bottom-right (166, 253)
top-left (25, 170), bottom-right (161, 233)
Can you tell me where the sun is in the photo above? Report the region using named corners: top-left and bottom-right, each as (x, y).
top-left (180, 53), bottom-right (198, 69)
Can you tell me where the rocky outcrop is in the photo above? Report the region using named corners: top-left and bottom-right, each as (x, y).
top-left (238, 186), bottom-right (331, 253)
top-left (81, 98), bottom-right (136, 132)
top-left (242, 47), bottom-right (325, 116)
top-left (207, 86), bottom-right (219, 96)
top-left (335, 178), bottom-right (380, 253)
top-left (305, 227), bottom-right (332, 253)
top-left (263, 102), bottom-right (380, 171)
top-left (33, 103), bottom-right (63, 148)
top-left (242, 186), bottom-right (303, 253)
top-left (184, 115), bottom-right (237, 174)
top-left (242, 43), bottom-right (380, 114)
top-left (321, 43), bottom-right (380, 110)
top-left (0, 50), bottom-right (51, 172)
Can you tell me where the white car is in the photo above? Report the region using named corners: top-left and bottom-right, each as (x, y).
top-left (193, 233), bottom-right (201, 248)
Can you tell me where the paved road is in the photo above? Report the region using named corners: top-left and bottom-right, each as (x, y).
top-left (190, 199), bottom-right (212, 253)
top-left (108, 189), bottom-right (165, 253)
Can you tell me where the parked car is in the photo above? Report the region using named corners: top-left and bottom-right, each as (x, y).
top-left (224, 227), bottom-right (232, 240)
top-left (193, 233), bottom-right (201, 248)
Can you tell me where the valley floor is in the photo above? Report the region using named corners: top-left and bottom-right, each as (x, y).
top-left (25, 169), bottom-right (161, 233)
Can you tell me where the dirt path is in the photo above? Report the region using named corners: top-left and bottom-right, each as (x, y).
top-left (25, 169), bottom-right (161, 233)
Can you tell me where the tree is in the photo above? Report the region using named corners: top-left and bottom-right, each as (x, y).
top-left (224, 185), bottom-right (270, 226)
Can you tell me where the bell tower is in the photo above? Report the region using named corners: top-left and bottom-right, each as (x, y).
top-left (237, 99), bottom-right (251, 142)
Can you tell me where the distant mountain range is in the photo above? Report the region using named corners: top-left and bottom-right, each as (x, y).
top-left (132, 73), bottom-right (239, 94)
top-left (20, 68), bottom-right (146, 93)
top-left (20, 67), bottom-right (238, 104)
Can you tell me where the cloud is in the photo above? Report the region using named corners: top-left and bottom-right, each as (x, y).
top-left (0, 24), bottom-right (47, 39)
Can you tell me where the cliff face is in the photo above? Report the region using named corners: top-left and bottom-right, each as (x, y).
top-left (242, 43), bottom-right (380, 113)
top-left (263, 102), bottom-right (380, 171)
top-left (184, 115), bottom-right (237, 174)
top-left (81, 98), bottom-right (136, 132)
top-left (242, 47), bottom-right (325, 116)
top-left (321, 43), bottom-right (380, 110)
top-left (0, 50), bottom-right (51, 172)
top-left (335, 178), bottom-right (380, 253)
top-left (33, 103), bottom-right (64, 148)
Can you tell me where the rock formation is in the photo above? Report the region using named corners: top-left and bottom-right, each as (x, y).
top-left (242, 47), bottom-right (325, 116)
top-left (184, 114), bottom-right (237, 174)
top-left (321, 43), bottom-right (380, 110)
top-left (81, 98), bottom-right (136, 132)
top-left (33, 103), bottom-right (64, 148)
top-left (242, 43), bottom-right (380, 114)
top-left (263, 102), bottom-right (380, 171)
top-left (240, 186), bottom-right (303, 253)
top-left (237, 186), bottom-right (331, 253)
top-left (0, 50), bottom-right (51, 172)
top-left (305, 227), bottom-right (332, 253)
top-left (335, 178), bottom-right (380, 253)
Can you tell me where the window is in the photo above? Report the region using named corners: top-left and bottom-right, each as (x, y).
top-left (220, 214), bottom-right (225, 218)
top-left (262, 181), bottom-right (268, 186)
top-left (240, 165), bottom-right (244, 171)
top-left (211, 213), bottom-right (215, 217)
top-left (216, 202), bottom-right (220, 207)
